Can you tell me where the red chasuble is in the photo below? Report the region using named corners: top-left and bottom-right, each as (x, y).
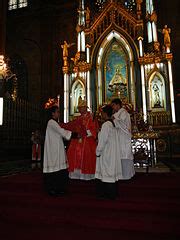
top-left (60, 112), bottom-right (99, 175)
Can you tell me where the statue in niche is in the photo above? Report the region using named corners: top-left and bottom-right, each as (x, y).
top-left (152, 83), bottom-right (162, 108)
top-left (108, 68), bottom-right (126, 88)
top-left (74, 86), bottom-right (85, 113)
top-left (108, 68), bottom-right (127, 100)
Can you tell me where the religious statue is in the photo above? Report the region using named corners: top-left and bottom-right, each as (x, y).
top-left (61, 41), bottom-right (75, 67)
top-left (78, 95), bottom-right (83, 106)
top-left (154, 42), bottom-right (160, 53)
top-left (61, 41), bottom-right (75, 58)
top-left (108, 68), bottom-right (126, 88)
top-left (162, 25), bottom-right (171, 49)
top-left (153, 83), bottom-right (161, 108)
top-left (107, 67), bottom-right (127, 99)
top-left (71, 51), bottom-right (81, 65)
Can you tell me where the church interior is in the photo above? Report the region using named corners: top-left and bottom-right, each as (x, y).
top-left (0, 1), bottom-right (180, 239)
top-left (0, 0), bottom-right (180, 165)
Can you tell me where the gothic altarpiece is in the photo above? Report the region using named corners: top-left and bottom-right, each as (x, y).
top-left (61, 0), bottom-right (176, 130)
top-left (60, 0), bottom-right (179, 163)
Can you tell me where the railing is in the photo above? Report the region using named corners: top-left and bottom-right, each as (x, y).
top-left (0, 98), bottom-right (47, 153)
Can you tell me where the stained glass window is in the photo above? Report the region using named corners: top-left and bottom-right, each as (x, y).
top-left (124, 0), bottom-right (136, 12)
top-left (8, 0), bottom-right (17, 10)
top-left (19, 0), bottom-right (28, 8)
top-left (8, 0), bottom-right (28, 10)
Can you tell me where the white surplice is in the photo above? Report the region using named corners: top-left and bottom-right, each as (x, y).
top-left (43, 119), bottom-right (72, 173)
top-left (95, 121), bottom-right (123, 183)
top-left (113, 108), bottom-right (135, 179)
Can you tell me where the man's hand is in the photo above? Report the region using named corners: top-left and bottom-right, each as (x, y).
top-left (71, 132), bottom-right (79, 138)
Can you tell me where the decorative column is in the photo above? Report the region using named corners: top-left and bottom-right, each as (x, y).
top-left (136, 0), bottom-right (143, 20)
top-left (0, 97), bottom-right (3, 125)
top-left (140, 64), bottom-right (147, 121)
top-left (63, 71), bottom-right (69, 123)
top-left (138, 36), bottom-right (144, 57)
top-left (77, 0), bottom-right (86, 52)
top-left (167, 60), bottom-right (176, 123)
top-left (130, 61), bottom-right (136, 110)
top-left (61, 39), bottom-right (74, 122)
top-left (97, 65), bottom-right (102, 107)
top-left (86, 44), bottom-right (91, 110)
top-left (146, 0), bottom-right (159, 52)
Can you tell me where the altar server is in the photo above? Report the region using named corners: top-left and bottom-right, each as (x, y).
top-left (111, 98), bottom-right (135, 180)
top-left (95, 105), bottom-right (122, 200)
top-left (43, 106), bottom-right (72, 196)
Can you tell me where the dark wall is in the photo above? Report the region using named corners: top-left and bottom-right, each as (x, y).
top-left (6, 0), bottom-right (78, 105)
top-left (5, 0), bottom-right (180, 121)
top-left (0, 0), bottom-right (7, 55)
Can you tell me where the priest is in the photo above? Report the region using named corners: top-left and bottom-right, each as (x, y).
top-left (60, 99), bottom-right (99, 180)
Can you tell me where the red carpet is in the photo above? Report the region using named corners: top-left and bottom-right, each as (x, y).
top-left (0, 171), bottom-right (180, 240)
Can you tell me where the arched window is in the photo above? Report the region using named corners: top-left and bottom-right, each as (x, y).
top-left (70, 78), bottom-right (85, 115)
top-left (8, 0), bottom-right (28, 10)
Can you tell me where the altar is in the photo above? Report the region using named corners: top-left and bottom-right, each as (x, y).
top-left (132, 131), bottom-right (159, 173)
top-left (60, 0), bottom-right (176, 127)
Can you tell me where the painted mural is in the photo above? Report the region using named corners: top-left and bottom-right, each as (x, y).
top-left (104, 42), bottom-right (128, 101)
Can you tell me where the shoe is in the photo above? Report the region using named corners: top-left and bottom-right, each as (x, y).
top-left (48, 190), bottom-right (57, 196)
top-left (48, 190), bottom-right (65, 197)
top-left (56, 191), bottom-right (66, 196)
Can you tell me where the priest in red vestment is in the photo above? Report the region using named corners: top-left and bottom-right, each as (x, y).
top-left (60, 99), bottom-right (99, 180)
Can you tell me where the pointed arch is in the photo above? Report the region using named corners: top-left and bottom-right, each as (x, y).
top-left (70, 77), bottom-right (86, 115)
top-left (91, 30), bottom-right (138, 108)
top-left (148, 71), bottom-right (166, 111)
